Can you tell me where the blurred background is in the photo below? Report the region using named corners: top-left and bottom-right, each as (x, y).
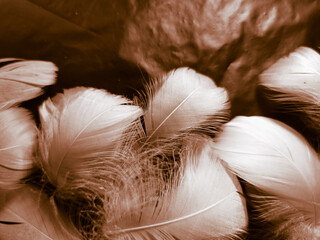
top-left (0, 0), bottom-right (319, 117)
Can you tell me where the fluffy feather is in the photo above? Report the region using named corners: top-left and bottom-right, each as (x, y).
top-left (38, 87), bottom-right (143, 188)
top-left (0, 108), bottom-right (37, 189)
top-left (260, 47), bottom-right (320, 86)
top-left (0, 59), bottom-right (57, 109)
top-left (259, 47), bottom-right (320, 152)
top-left (103, 135), bottom-right (248, 240)
top-left (213, 116), bottom-right (320, 238)
top-left (0, 186), bottom-right (81, 240)
top-left (144, 67), bottom-right (230, 140)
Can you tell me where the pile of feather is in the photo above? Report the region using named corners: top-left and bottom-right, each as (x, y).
top-left (0, 46), bottom-right (319, 240)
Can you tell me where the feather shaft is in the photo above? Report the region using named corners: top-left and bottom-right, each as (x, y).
top-left (109, 191), bottom-right (237, 234)
top-left (39, 87), bottom-right (143, 188)
top-left (145, 87), bottom-right (199, 142)
top-left (214, 116), bottom-right (320, 236)
top-left (0, 108), bottom-right (36, 189)
top-left (144, 67), bottom-right (230, 140)
top-left (0, 186), bottom-right (81, 239)
top-left (104, 136), bottom-right (247, 239)
top-left (53, 107), bottom-right (115, 181)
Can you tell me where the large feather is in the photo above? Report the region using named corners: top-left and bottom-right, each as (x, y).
top-left (144, 67), bottom-right (230, 140)
top-left (0, 108), bottom-right (36, 190)
top-left (103, 135), bottom-right (248, 239)
top-left (0, 59), bottom-right (57, 109)
top-left (38, 87), bottom-right (143, 188)
top-left (259, 47), bottom-right (320, 152)
top-left (213, 116), bottom-right (320, 238)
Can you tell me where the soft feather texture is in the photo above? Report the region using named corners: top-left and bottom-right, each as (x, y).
top-left (259, 47), bottom-right (320, 152)
top-left (37, 87), bottom-right (145, 238)
top-left (260, 47), bottom-right (320, 86)
top-left (213, 116), bottom-right (320, 239)
top-left (0, 186), bottom-right (81, 240)
top-left (0, 108), bottom-right (37, 190)
top-left (103, 135), bottom-right (248, 240)
top-left (38, 87), bottom-right (143, 188)
top-left (0, 59), bottom-right (57, 109)
top-left (144, 67), bottom-right (230, 140)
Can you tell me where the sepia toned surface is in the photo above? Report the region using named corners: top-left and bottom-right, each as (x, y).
top-left (120, 0), bottom-right (320, 115)
top-left (0, 0), bottom-right (318, 116)
top-left (0, 1), bottom-right (319, 239)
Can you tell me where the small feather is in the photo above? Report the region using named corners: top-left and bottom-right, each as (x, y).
top-left (0, 108), bottom-right (36, 190)
top-left (0, 59), bottom-right (57, 109)
top-left (104, 135), bottom-right (247, 239)
top-left (144, 67), bottom-right (230, 140)
top-left (213, 116), bottom-right (320, 238)
top-left (259, 47), bottom-right (320, 152)
top-left (260, 47), bottom-right (320, 85)
top-left (0, 186), bottom-right (80, 239)
top-left (38, 87), bottom-right (143, 188)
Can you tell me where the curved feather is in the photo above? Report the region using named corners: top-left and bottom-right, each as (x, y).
top-left (213, 116), bottom-right (320, 234)
top-left (144, 67), bottom-right (230, 140)
top-left (38, 87), bottom-right (143, 188)
top-left (0, 59), bottom-right (57, 109)
top-left (0, 108), bottom-right (36, 189)
top-left (104, 135), bottom-right (247, 239)
top-left (0, 186), bottom-right (81, 239)
top-left (260, 47), bottom-right (320, 86)
top-left (259, 46), bottom-right (320, 151)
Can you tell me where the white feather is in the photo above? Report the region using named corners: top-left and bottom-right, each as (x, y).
top-left (104, 135), bottom-right (247, 239)
top-left (144, 67), bottom-right (230, 140)
top-left (38, 87), bottom-right (143, 188)
top-left (259, 47), bottom-right (320, 151)
top-left (0, 59), bottom-right (57, 109)
top-left (0, 108), bottom-right (36, 189)
top-left (260, 47), bottom-right (320, 87)
top-left (259, 46), bottom-right (320, 108)
top-left (213, 116), bottom-right (320, 236)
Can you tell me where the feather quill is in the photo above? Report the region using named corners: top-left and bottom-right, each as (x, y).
top-left (144, 67), bottom-right (230, 140)
top-left (0, 59), bottom-right (57, 109)
top-left (213, 116), bottom-right (320, 238)
top-left (38, 87), bottom-right (143, 188)
top-left (259, 47), bottom-right (320, 151)
top-left (38, 87), bottom-right (145, 238)
top-left (0, 108), bottom-right (36, 190)
top-left (103, 135), bottom-right (247, 239)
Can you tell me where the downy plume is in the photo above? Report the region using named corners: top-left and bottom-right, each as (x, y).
top-left (0, 59), bottom-right (57, 109)
top-left (213, 116), bottom-right (320, 239)
top-left (143, 67), bottom-right (230, 140)
top-left (259, 47), bottom-right (320, 152)
top-left (38, 87), bottom-right (144, 189)
top-left (0, 108), bottom-right (37, 190)
top-left (103, 135), bottom-right (248, 239)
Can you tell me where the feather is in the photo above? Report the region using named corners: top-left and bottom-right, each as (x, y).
top-left (213, 116), bottom-right (320, 238)
top-left (144, 67), bottom-right (230, 140)
top-left (0, 58), bottom-right (23, 63)
top-left (0, 59), bottom-right (57, 109)
top-left (0, 108), bottom-right (37, 190)
top-left (0, 185), bottom-right (81, 239)
top-left (260, 47), bottom-right (320, 86)
top-left (103, 135), bottom-right (248, 240)
top-left (38, 87), bottom-right (144, 189)
top-left (259, 47), bottom-right (320, 152)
